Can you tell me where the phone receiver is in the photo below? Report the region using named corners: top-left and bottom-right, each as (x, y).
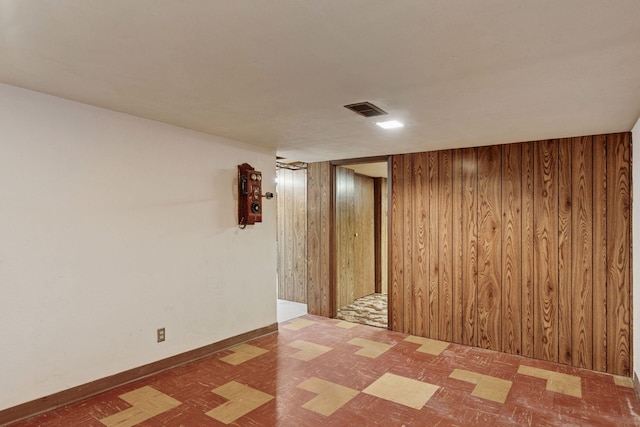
top-left (240, 176), bottom-right (248, 195)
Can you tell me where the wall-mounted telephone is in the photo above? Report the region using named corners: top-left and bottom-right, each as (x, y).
top-left (238, 163), bottom-right (272, 228)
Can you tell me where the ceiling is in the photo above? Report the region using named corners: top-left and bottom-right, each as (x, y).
top-left (2, 1), bottom-right (639, 162)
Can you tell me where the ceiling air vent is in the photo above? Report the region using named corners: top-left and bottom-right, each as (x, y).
top-left (344, 101), bottom-right (388, 118)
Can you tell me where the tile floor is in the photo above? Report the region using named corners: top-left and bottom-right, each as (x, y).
top-left (10, 315), bottom-right (640, 426)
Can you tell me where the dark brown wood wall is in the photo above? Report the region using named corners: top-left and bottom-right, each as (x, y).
top-left (374, 177), bottom-right (389, 294)
top-left (389, 133), bottom-right (631, 376)
top-left (277, 168), bottom-right (307, 303)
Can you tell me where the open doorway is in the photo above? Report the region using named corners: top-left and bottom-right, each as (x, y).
top-left (333, 160), bottom-right (388, 328)
top-left (275, 160), bottom-right (308, 323)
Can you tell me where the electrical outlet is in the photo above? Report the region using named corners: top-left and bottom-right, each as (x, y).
top-left (157, 327), bottom-right (165, 343)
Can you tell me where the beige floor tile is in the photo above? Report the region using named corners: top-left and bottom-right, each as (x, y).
top-left (282, 318), bottom-right (317, 330)
top-left (449, 369), bottom-right (512, 403)
top-left (363, 373), bottom-right (439, 410)
top-left (613, 375), bottom-right (634, 388)
top-left (219, 343), bottom-right (268, 365)
top-left (334, 321), bottom-right (358, 329)
top-left (404, 335), bottom-right (450, 356)
top-left (288, 340), bottom-right (332, 361)
top-left (206, 381), bottom-right (274, 425)
top-left (348, 337), bottom-right (393, 358)
top-left (518, 365), bottom-right (582, 398)
top-left (99, 386), bottom-right (181, 427)
top-left (298, 377), bottom-right (360, 416)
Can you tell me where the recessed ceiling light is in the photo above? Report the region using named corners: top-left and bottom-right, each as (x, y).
top-left (376, 120), bottom-right (404, 129)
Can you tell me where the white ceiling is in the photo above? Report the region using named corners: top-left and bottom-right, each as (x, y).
top-left (2, 1), bottom-right (640, 162)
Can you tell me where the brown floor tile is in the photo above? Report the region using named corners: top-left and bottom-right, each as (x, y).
top-left (10, 314), bottom-right (640, 427)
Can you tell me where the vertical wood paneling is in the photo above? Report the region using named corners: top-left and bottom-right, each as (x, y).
top-left (412, 153), bottom-right (429, 336)
top-left (592, 135), bottom-right (608, 372)
top-left (477, 145), bottom-right (502, 350)
top-left (533, 140), bottom-right (559, 362)
top-left (335, 166), bottom-right (355, 310)
top-left (606, 133), bottom-right (631, 376)
top-left (521, 143), bottom-right (535, 358)
top-left (381, 177), bottom-right (388, 295)
top-left (277, 168), bottom-right (307, 304)
top-left (374, 178), bottom-right (382, 294)
top-left (377, 132), bottom-right (631, 375)
top-left (354, 174), bottom-right (375, 300)
top-left (462, 148), bottom-right (478, 347)
top-left (306, 162), bottom-right (332, 317)
top-left (452, 150), bottom-right (464, 344)
top-left (294, 170), bottom-right (308, 303)
top-left (277, 169), bottom-right (287, 299)
top-left (571, 136), bottom-right (593, 369)
top-left (283, 169), bottom-right (294, 300)
top-left (501, 144), bottom-right (522, 355)
top-left (428, 152), bottom-right (440, 337)
top-left (438, 150), bottom-right (453, 342)
top-left (403, 156), bottom-right (414, 334)
top-left (390, 155), bottom-right (404, 331)
top-left (558, 139), bottom-right (573, 365)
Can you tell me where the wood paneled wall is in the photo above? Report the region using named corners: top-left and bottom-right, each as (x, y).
top-left (276, 168), bottom-right (307, 303)
top-left (335, 168), bottom-right (375, 309)
top-left (307, 162), bottom-right (333, 317)
top-left (374, 177), bottom-right (389, 294)
top-left (354, 174), bottom-right (375, 301)
top-left (335, 166), bottom-right (356, 309)
top-left (389, 133), bottom-right (631, 376)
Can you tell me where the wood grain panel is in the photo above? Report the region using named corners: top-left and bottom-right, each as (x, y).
top-left (571, 136), bottom-right (593, 369)
top-left (501, 143), bottom-right (522, 355)
top-left (354, 174), bottom-right (375, 300)
top-left (533, 140), bottom-right (559, 362)
top-left (277, 168), bottom-right (287, 299)
top-left (389, 155), bottom-right (404, 331)
top-left (412, 153), bottom-right (429, 336)
top-left (294, 170), bottom-right (308, 303)
top-left (461, 148), bottom-right (478, 347)
top-left (592, 135), bottom-right (608, 372)
top-left (558, 138), bottom-right (572, 365)
top-left (477, 145), bottom-right (502, 350)
top-left (438, 150), bottom-right (453, 342)
top-left (521, 143), bottom-right (535, 358)
top-left (606, 133), bottom-right (631, 376)
top-left (382, 132), bottom-right (631, 375)
top-left (335, 166), bottom-right (355, 309)
top-left (374, 178), bottom-right (382, 294)
top-left (403, 156), bottom-right (414, 334)
top-left (428, 152), bottom-right (440, 337)
top-left (451, 150), bottom-right (464, 344)
top-left (381, 177), bottom-right (388, 295)
top-left (306, 162), bottom-right (332, 317)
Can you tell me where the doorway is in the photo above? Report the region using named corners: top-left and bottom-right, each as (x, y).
top-left (333, 160), bottom-right (388, 328)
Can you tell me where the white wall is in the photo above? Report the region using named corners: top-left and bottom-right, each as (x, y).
top-left (633, 116), bottom-right (640, 383)
top-left (0, 84), bottom-right (277, 410)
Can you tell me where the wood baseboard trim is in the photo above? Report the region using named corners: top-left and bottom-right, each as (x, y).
top-left (0, 323), bottom-right (278, 426)
top-left (634, 372), bottom-right (640, 401)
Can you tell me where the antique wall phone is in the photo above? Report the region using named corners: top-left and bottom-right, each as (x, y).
top-left (238, 163), bottom-right (273, 228)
